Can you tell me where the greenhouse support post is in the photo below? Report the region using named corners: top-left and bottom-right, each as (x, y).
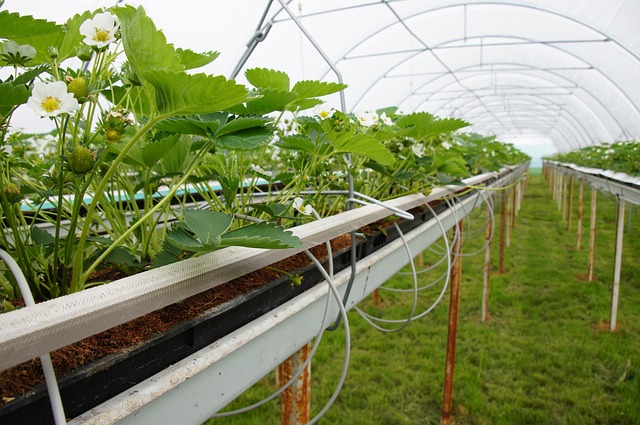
top-left (506, 190), bottom-right (512, 248)
top-left (561, 174), bottom-right (567, 219)
top-left (566, 177), bottom-right (574, 231)
top-left (278, 343), bottom-right (311, 425)
top-left (588, 187), bottom-right (597, 282)
top-left (482, 200), bottom-right (493, 322)
top-left (441, 220), bottom-right (463, 425)
top-left (499, 190), bottom-right (506, 274)
top-left (610, 198), bottom-right (626, 332)
top-left (576, 180), bottom-right (584, 250)
top-left (510, 185), bottom-right (516, 230)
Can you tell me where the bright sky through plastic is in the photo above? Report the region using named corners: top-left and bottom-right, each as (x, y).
top-left (16, 0), bottom-right (637, 164)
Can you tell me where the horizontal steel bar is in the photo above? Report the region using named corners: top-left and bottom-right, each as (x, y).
top-left (69, 166), bottom-right (527, 424)
top-left (545, 162), bottom-right (640, 205)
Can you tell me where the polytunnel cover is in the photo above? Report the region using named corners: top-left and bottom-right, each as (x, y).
top-left (3, 0), bottom-right (640, 155)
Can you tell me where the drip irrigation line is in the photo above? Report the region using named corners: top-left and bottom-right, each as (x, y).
top-left (210, 212), bottom-right (350, 424)
top-left (354, 221), bottom-right (418, 333)
top-left (0, 249), bottom-right (67, 425)
top-left (355, 200), bottom-right (456, 327)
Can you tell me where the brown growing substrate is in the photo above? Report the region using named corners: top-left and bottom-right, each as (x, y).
top-left (0, 234), bottom-right (353, 403)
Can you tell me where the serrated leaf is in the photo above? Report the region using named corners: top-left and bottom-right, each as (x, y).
top-left (114, 5), bottom-right (182, 76)
top-left (275, 135), bottom-right (315, 154)
top-left (244, 88), bottom-right (298, 115)
top-left (397, 112), bottom-right (468, 141)
top-left (331, 132), bottom-right (395, 165)
top-left (30, 226), bottom-right (54, 246)
top-left (245, 68), bottom-right (290, 91)
top-left (218, 116), bottom-right (270, 136)
top-left (287, 98), bottom-right (323, 112)
top-left (183, 210), bottom-right (232, 246)
top-left (220, 222), bottom-right (301, 249)
top-left (291, 80), bottom-right (347, 100)
top-left (0, 81), bottom-right (29, 106)
top-left (140, 135), bottom-right (181, 168)
top-left (176, 48), bottom-right (220, 70)
top-left (158, 137), bottom-right (192, 174)
top-left (57, 11), bottom-right (94, 62)
top-left (217, 127), bottom-right (272, 151)
top-left (143, 70), bottom-right (249, 116)
top-left (0, 10), bottom-right (61, 38)
top-left (154, 116), bottom-right (222, 137)
top-left (103, 86), bottom-right (153, 117)
top-left (165, 224), bottom-right (209, 252)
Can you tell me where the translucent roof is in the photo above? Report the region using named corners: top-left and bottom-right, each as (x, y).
top-left (4, 0), bottom-right (640, 153)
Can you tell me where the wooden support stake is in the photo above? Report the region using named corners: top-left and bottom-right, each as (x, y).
top-left (610, 199), bottom-right (626, 332)
top-left (576, 180), bottom-right (584, 250)
top-left (499, 190), bottom-right (506, 274)
top-left (441, 220), bottom-right (464, 425)
top-left (510, 186), bottom-right (516, 230)
top-left (558, 172), bottom-right (564, 211)
top-left (588, 187), bottom-right (597, 282)
top-left (482, 203), bottom-right (493, 322)
top-left (566, 177), bottom-right (574, 231)
top-left (278, 343), bottom-right (311, 425)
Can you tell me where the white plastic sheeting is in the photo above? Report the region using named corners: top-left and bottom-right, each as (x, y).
top-left (4, 0), bottom-right (640, 151)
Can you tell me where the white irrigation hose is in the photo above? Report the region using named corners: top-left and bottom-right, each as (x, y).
top-left (0, 249), bottom-right (67, 425)
top-left (355, 200), bottom-right (456, 326)
top-left (459, 189), bottom-right (496, 257)
top-left (354, 221), bottom-right (418, 333)
top-left (210, 212), bottom-right (349, 423)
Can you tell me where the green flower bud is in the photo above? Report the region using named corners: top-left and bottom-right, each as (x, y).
top-left (3, 182), bottom-right (22, 203)
top-left (47, 46), bottom-right (59, 59)
top-left (76, 45), bottom-right (94, 62)
top-left (67, 146), bottom-right (95, 174)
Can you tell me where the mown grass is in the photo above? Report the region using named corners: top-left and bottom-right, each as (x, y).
top-left (207, 175), bottom-right (640, 424)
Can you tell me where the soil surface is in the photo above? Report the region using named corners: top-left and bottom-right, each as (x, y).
top-left (0, 234), bottom-right (353, 404)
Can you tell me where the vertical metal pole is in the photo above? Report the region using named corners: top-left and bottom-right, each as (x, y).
top-left (506, 189), bottom-right (512, 248)
top-left (588, 187), bottom-right (597, 282)
top-left (482, 202), bottom-right (493, 322)
top-left (566, 177), bottom-right (574, 231)
top-left (441, 220), bottom-right (464, 425)
top-left (499, 190), bottom-right (506, 274)
top-left (278, 343), bottom-right (311, 425)
top-left (558, 172), bottom-right (564, 211)
top-left (510, 185), bottom-right (516, 229)
top-left (610, 199), bottom-right (626, 332)
top-left (516, 180), bottom-right (522, 215)
top-left (561, 175), bottom-right (567, 218)
top-left (576, 180), bottom-right (584, 250)
top-left (372, 289), bottom-right (380, 306)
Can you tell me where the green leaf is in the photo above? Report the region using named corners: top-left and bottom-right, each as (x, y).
top-left (56, 11), bottom-right (94, 62)
top-left (158, 137), bottom-right (193, 174)
top-left (114, 5), bottom-right (182, 76)
top-left (141, 135), bottom-right (181, 168)
top-left (30, 226), bottom-right (54, 246)
top-left (287, 98), bottom-right (324, 112)
top-left (217, 127), bottom-right (272, 151)
top-left (245, 68), bottom-right (290, 91)
top-left (397, 112), bottom-right (468, 141)
top-left (275, 135), bottom-right (315, 154)
top-left (176, 48), bottom-right (220, 70)
top-left (218, 116), bottom-right (270, 136)
top-left (154, 116), bottom-right (223, 137)
top-left (220, 222), bottom-right (301, 249)
top-left (291, 80), bottom-right (347, 100)
top-left (143, 70), bottom-right (249, 116)
top-left (183, 210), bottom-right (233, 247)
top-left (243, 88), bottom-right (298, 115)
top-left (0, 81), bottom-right (29, 106)
top-left (165, 224), bottom-right (209, 252)
top-left (331, 132), bottom-right (395, 165)
top-left (103, 86), bottom-right (153, 117)
top-left (0, 11), bottom-right (62, 38)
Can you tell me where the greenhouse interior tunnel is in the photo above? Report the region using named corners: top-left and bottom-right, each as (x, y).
top-left (1, 0), bottom-right (640, 424)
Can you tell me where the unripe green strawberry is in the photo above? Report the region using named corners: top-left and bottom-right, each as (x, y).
top-left (68, 146), bottom-right (95, 174)
top-left (66, 77), bottom-right (89, 100)
top-left (4, 182), bottom-right (22, 203)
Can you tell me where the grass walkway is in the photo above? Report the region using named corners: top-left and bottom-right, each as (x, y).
top-left (211, 175), bottom-right (640, 425)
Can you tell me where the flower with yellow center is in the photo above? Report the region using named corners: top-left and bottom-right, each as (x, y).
top-left (313, 104), bottom-right (335, 120)
top-left (27, 81), bottom-right (79, 118)
top-left (79, 12), bottom-right (120, 49)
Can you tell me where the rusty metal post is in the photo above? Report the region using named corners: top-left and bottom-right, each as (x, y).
top-left (610, 199), bottom-right (626, 332)
top-left (566, 177), bottom-right (574, 231)
top-left (588, 187), bottom-right (597, 282)
top-left (558, 172), bottom-right (564, 211)
top-left (372, 289), bottom-right (380, 306)
top-left (515, 180), bottom-right (522, 215)
top-left (441, 220), bottom-right (464, 425)
top-left (278, 343), bottom-right (311, 425)
top-left (506, 190), bottom-right (512, 248)
top-left (576, 180), bottom-right (584, 250)
top-left (510, 185), bottom-right (516, 229)
top-left (561, 174), bottom-right (567, 218)
top-left (482, 202), bottom-right (493, 322)
top-left (499, 190), bottom-right (506, 274)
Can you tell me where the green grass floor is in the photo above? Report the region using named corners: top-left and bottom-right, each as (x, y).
top-left (208, 175), bottom-right (640, 425)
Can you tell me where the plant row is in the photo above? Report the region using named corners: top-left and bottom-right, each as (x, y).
top-left (0, 5), bottom-right (528, 309)
top-left (545, 140), bottom-right (640, 176)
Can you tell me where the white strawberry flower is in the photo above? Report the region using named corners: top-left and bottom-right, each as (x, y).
top-left (411, 144), bottom-right (425, 158)
top-left (27, 81), bottom-right (79, 117)
top-left (380, 112), bottom-right (393, 126)
top-left (314, 104), bottom-right (335, 120)
top-left (292, 197), bottom-right (315, 216)
top-left (442, 141), bottom-right (452, 150)
top-left (79, 12), bottom-right (120, 49)
top-left (355, 110), bottom-right (378, 127)
top-left (250, 163), bottom-right (272, 177)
